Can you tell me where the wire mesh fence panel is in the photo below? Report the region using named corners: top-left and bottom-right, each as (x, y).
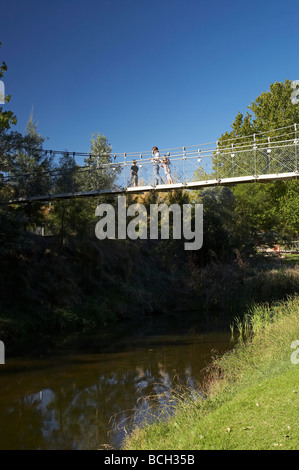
top-left (1, 125), bottom-right (299, 203)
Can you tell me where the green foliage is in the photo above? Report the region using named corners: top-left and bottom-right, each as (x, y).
top-left (212, 80), bottom-right (299, 179)
top-left (210, 80), bottom-right (299, 243)
top-left (232, 180), bottom-right (299, 242)
top-left (45, 133), bottom-right (120, 241)
top-left (54, 151), bottom-right (78, 193)
top-left (217, 79), bottom-right (299, 142)
top-left (45, 152), bottom-right (97, 240)
top-left (191, 186), bottom-right (251, 264)
top-left (279, 180), bottom-right (299, 237)
top-left (81, 133), bottom-right (120, 191)
top-left (0, 41), bottom-right (17, 130)
top-left (249, 80), bottom-right (299, 132)
top-left (46, 198), bottom-right (97, 242)
top-left (233, 183), bottom-right (279, 232)
top-left (0, 203), bottom-right (24, 252)
top-left (9, 115), bottom-right (52, 200)
top-left (2, 116), bottom-right (53, 230)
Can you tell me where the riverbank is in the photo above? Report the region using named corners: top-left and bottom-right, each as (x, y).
top-left (0, 235), bottom-right (195, 352)
top-left (1, 230), bottom-right (299, 356)
top-left (123, 295), bottom-right (299, 450)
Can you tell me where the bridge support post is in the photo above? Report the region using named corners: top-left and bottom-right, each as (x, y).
top-left (253, 134), bottom-right (257, 177)
top-left (124, 153), bottom-right (127, 187)
top-left (183, 146), bottom-right (186, 183)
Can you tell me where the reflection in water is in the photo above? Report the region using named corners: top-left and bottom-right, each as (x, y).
top-left (0, 332), bottom-right (230, 449)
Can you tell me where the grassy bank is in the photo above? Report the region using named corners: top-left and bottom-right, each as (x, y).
top-left (123, 295), bottom-right (299, 450)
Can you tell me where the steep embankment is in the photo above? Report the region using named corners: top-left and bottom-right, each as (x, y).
top-left (124, 295), bottom-right (299, 450)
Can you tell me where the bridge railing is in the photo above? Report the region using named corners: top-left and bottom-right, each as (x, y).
top-left (213, 138), bottom-right (298, 179)
top-left (1, 125), bottom-right (298, 202)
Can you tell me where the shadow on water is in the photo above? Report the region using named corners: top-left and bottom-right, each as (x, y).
top-left (0, 315), bottom-right (232, 450)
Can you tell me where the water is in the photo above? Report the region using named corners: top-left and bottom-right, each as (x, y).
top-left (0, 321), bottom-right (231, 450)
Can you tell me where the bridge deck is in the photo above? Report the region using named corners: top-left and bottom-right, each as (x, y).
top-left (8, 171), bottom-right (299, 204)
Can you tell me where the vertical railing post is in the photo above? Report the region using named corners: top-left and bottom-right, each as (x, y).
top-left (253, 133), bottom-right (257, 176)
top-left (139, 154), bottom-right (143, 185)
top-left (216, 140), bottom-right (219, 180)
top-left (124, 153), bottom-right (127, 187)
top-left (151, 149), bottom-right (154, 186)
top-left (183, 146), bottom-right (186, 183)
top-left (267, 136), bottom-right (271, 174)
top-left (231, 143), bottom-right (234, 177)
top-left (197, 149), bottom-right (201, 180)
top-left (72, 152), bottom-right (76, 192)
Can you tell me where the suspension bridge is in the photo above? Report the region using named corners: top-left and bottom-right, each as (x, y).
top-left (1, 124), bottom-right (299, 204)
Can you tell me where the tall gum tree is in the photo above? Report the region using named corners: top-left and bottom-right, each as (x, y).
top-left (212, 80), bottom-right (299, 243)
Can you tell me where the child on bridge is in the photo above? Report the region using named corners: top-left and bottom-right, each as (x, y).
top-left (130, 160), bottom-right (139, 187)
top-left (161, 155), bottom-right (174, 184)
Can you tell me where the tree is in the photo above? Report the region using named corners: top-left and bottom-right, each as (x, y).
top-left (213, 80), bottom-right (299, 179)
top-left (249, 81), bottom-right (299, 133)
top-left (81, 133), bottom-right (120, 192)
top-left (47, 152), bottom-right (96, 245)
top-left (8, 113), bottom-right (53, 201)
top-left (277, 180), bottom-right (299, 240)
top-left (46, 133), bottom-right (119, 243)
top-left (0, 41), bottom-right (20, 178)
top-left (212, 80), bottom-right (299, 243)
top-left (192, 186), bottom-right (244, 264)
top-left (0, 42), bottom-right (28, 258)
top-left (4, 115), bottom-right (54, 231)
top-left (54, 151), bottom-right (78, 194)
top-left (217, 80), bottom-right (299, 142)
top-left (0, 42), bottom-right (17, 132)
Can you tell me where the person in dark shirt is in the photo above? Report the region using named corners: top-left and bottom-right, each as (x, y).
top-left (130, 160), bottom-right (139, 187)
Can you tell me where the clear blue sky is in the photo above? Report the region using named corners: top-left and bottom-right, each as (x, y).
top-left (1, 0), bottom-right (298, 155)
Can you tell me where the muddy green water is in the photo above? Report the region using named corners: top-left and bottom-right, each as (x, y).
top-left (0, 322), bottom-right (231, 450)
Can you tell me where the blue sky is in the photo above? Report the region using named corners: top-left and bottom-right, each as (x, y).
top-left (1, 0), bottom-right (298, 156)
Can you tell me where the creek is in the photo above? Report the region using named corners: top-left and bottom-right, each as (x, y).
top-left (0, 317), bottom-right (231, 449)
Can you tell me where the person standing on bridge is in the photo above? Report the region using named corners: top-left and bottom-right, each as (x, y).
top-left (161, 155), bottom-right (174, 184)
top-left (130, 160), bottom-right (139, 187)
top-left (151, 146), bottom-right (164, 185)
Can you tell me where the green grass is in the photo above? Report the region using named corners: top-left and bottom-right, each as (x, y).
top-left (282, 253), bottom-right (299, 266)
top-left (123, 296), bottom-right (299, 450)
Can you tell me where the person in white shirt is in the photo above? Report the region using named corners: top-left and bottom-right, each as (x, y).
top-left (151, 146), bottom-right (164, 185)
